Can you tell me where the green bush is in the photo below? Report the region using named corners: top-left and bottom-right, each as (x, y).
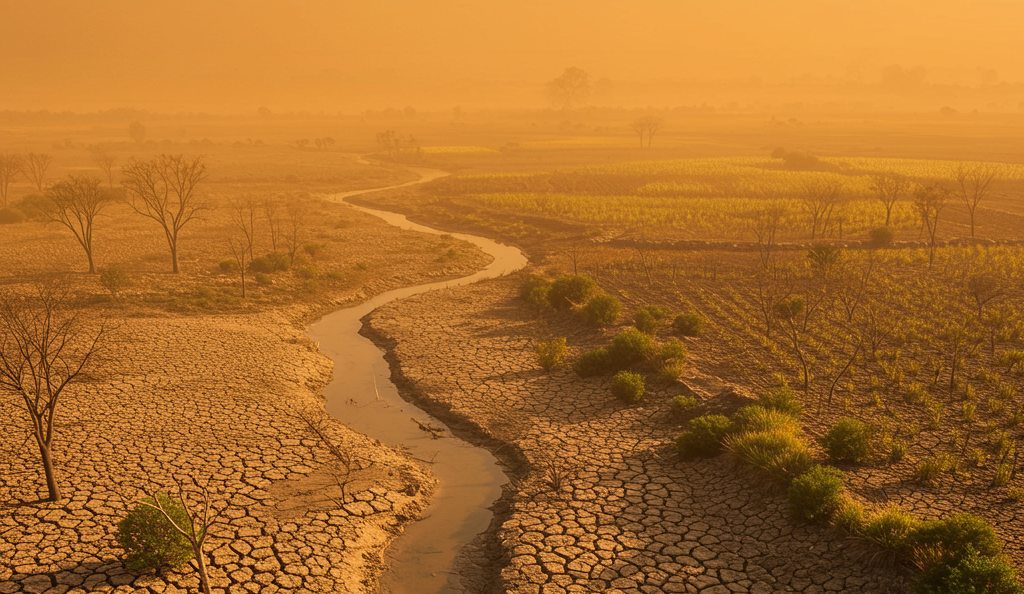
top-left (724, 429), bottom-right (812, 484)
top-left (731, 405), bottom-right (800, 434)
top-left (607, 328), bottom-right (656, 369)
top-left (788, 465), bottom-right (845, 523)
top-left (635, 305), bottom-right (670, 334)
top-left (675, 414), bottom-right (732, 459)
top-left (218, 260), bottom-right (238, 273)
top-left (254, 272), bottom-right (272, 285)
top-left (519, 274), bottom-right (551, 310)
top-left (670, 394), bottom-right (698, 416)
top-left (117, 493), bottom-right (195, 572)
top-left (265, 252), bottom-right (290, 271)
top-left (573, 348), bottom-right (610, 378)
top-left (581, 294), bottom-right (621, 327)
top-left (863, 505), bottom-right (919, 553)
top-left (758, 385), bottom-right (803, 416)
top-left (303, 243), bottom-right (326, 258)
top-left (248, 256), bottom-right (274, 274)
top-left (611, 371), bottom-right (645, 403)
top-left (914, 547), bottom-right (1024, 594)
top-left (868, 226), bottom-right (895, 248)
top-left (296, 265), bottom-right (319, 280)
top-left (547, 274), bottom-right (597, 310)
top-left (907, 513), bottom-right (1003, 570)
top-left (15, 194), bottom-right (52, 220)
top-left (0, 207), bottom-right (26, 225)
top-left (654, 339), bottom-right (687, 379)
top-left (536, 337), bottom-right (567, 371)
top-left (99, 265), bottom-right (131, 297)
top-left (833, 498), bottom-right (867, 533)
top-left (673, 313), bottom-right (703, 336)
top-left (820, 418), bottom-right (873, 464)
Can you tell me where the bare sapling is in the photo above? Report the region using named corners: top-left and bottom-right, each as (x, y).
top-left (0, 280), bottom-right (106, 502)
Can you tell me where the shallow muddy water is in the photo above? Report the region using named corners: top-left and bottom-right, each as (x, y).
top-left (308, 168), bottom-right (527, 594)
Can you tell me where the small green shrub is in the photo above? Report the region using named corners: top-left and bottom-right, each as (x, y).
top-left (296, 265), bottom-right (319, 280)
top-left (573, 348), bottom-right (610, 378)
top-left (303, 243), bottom-right (326, 258)
top-left (265, 252), bottom-right (290, 271)
top-left (820, 418), bottom-right (873, 464)
top-left (0, 207), bottom-right (26, 225)
top-left (673, 313), bottom-right (703, 336)
top-left (581, 294), bottom-right (621, 327)
top-left (788, 465), bottom-right (845, 523)
top-left (607, 328), bottom-right (656, 369)
top-left (731, 405), bottom-right (800, 434)
top-left (833, 497), bottom-right (867, 533)
top-left (519, 274), bottom-right (551, 310)
top-left (758, 385), bottom-right (803, 416)
top-left (868, 226), bottom-right (895, 248)
top-left (675, 414), bottom-right (732, 459)
top-left (635, 305), bottom-right (669, 334)
top-left (611, 371), bottom-right (645, 403)
top-left (117, 493), bottom-right (195, 572)
top-left (913, 548), bottom-right (1024, 594)
top-left (670, 394), bottom-right (698, 416)
top-left (863, 505), bottom-right (919, 553)
top-left (254, 272), bottom-right (272, 285)
top-left (355, 261), bottom-right (369, 270)
top-left (218, 260), bottom-right (238, 273)
top-left (99, 265), bottom-right (131, 297)
top-left (536, 337), bottom-right (567, 371)
top-left (654, 339), bottom-right (687, 379)
top-left (914, 453), bottom-right (957, 484)
top-left (325, 270), bottom-right (345, 282)
top-left (907, 513), bottom-right (1003, 570)
top-left (547, 274), bottom-right (597, 309)
top-left (724, 429), bottom-right (812, 484)
top-left (248, 256), bottom-right (274, 273)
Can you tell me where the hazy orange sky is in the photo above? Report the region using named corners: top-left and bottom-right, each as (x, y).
top-left (2, 0), bottom-right (1022, 113)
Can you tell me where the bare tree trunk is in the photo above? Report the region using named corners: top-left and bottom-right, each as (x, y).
top-left (36, 435), bottom-right (61, 502)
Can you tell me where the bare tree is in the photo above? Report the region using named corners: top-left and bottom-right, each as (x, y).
top-left (121, 154), bottom-right (208, 273)
top-left (0, 281), bottom-right (106, 502)
top-left (128, 121), bottom-right (146, 145)
top-left (951, 162), bottom-right (999, 238)
top-left (870, 171), bottom-right (912, 227)
top-left (21, 153), bottom-right (53, 192)
top-left (641, 115), bottom-right (663, 148)
top-left (227, 197), bottom-right (258, 298)
top-left (966, 272), bottom-right (1005, 319)
top-left (775, 296), bottom-right (811, 393)
top-left (91, 148), bottom-right (116, 188)
top-left (46, 175), bottom-right (112, 273)
top-left (629, 118), bottom-right (646, 148)
top-left (913, 183), bottom-right (947, 268)
top-left (546, 67), bottom-right (591, 111)
top-left (284, 199), bottom-right (308, 266)
top-left (138, 476), bottom-right (224, 594)
top-left (564, 239), bottom-right (590, 275)
top-left (750, 201), bottom-right (785, 271)
top-left (800, 176), bottom-right (845, 240)
top-left (0, 152), bottom-right (21, 206)
top-left (262, 196), bottom-right (282, 252)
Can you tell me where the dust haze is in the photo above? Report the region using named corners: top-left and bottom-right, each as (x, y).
top-left (3, 0), bottom-right (1024, 113)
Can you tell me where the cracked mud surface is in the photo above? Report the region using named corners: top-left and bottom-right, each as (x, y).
top-left (367, 276), bottom-right (913, 594)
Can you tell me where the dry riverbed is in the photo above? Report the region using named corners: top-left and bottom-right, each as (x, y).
top-left (0, 205), bottom-right (492, 593)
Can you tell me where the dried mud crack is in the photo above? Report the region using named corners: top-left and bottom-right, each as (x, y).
top-left (365, 275), bottom-right (914, 594)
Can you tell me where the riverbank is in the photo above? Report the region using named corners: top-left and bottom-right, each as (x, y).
top-left (366, 274), bottom-right (914, 594)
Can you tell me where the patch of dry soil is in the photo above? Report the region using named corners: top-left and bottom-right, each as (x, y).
top-left (367, 275), bottom-right (913, 594)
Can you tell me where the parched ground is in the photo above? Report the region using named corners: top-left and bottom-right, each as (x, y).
top-left (367, 276), bottom-right (914, 594)
top-left (0, 174), bottom-right (495, 593)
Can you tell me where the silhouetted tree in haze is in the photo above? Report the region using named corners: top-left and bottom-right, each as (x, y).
top-left (914, 183), bottom-right (947, 268)
top-left (546, 67), bottom-right (591, 110)
top-left (870, 171), bottom-right (912, 227)
top-left (121, 154), bottom-right (208, 273)
top-left (91, 148), bottom-right (117, 188)
top-left (0, 152), bottom-right (21, 206)
top-left (128, 121), bottom-right (146, 144)
top-left (22, 153), bottom-right (52, 191)
top-left (46, 175), bottom-right (112, 273)
top-left (952, 162), bottom-right (999, 238)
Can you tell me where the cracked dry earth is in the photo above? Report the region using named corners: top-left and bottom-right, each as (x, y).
top-left (0, 309), bottom-right (434, 594)
top-left (367, 276), bottom-right (912, 594)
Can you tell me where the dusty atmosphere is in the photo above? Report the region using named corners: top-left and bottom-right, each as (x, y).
top-left (2, 2), bottom-right (1024, 594)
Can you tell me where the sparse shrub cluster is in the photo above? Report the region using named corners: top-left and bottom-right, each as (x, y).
top-left (675, 414), bottom-right (732, 459)
top-left (116, 493), bottom-right (195, 572)
top-left (820, 417), bottom-right (873, 464)
top-left (634, 305), bottom-right (669, 334)
top-left (536, 337), bottom-right (567, 371)
top-left (611, 370), bottom-right (645, 403)
top-left (672, 313), bottom-right (703, 336)
top-left (581, 293), bottom-right (621, 327)
top-left (547, 274), bottom-right (597, 310)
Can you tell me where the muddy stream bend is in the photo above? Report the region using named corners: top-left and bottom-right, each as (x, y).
top-left (308, 166), bottom-right (527, 594)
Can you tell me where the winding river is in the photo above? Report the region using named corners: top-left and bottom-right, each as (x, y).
top-left (308, 166), bottom-right (527, 594)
